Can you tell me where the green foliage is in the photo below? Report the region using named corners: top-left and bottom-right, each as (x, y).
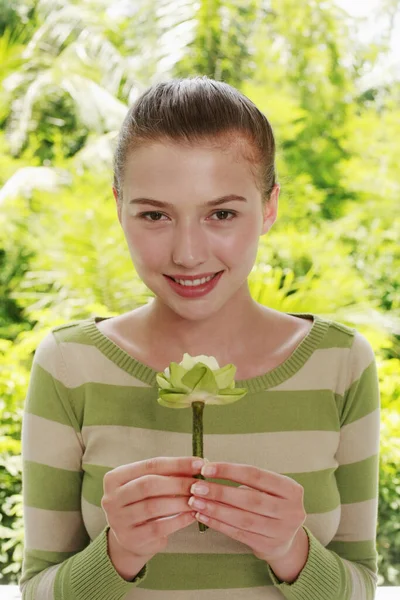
top-left (0, 0), bottom-right (399, 587)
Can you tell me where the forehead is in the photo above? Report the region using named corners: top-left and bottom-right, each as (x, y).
top-left (123, 139), bottom-right (258, 191)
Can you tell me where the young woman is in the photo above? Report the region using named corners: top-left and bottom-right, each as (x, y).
top-left (19, 76), bottom-right (380, 600)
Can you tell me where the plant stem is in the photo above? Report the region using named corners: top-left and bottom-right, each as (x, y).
top-left (192, 401), bottom-right (208, 533)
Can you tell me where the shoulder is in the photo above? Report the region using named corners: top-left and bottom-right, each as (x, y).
top-left (315, 314), bottom-right (376, 371)
top-left (33, 318), bottom-right (95, 368)
top-left (321, 316), bottom-right (375, 360)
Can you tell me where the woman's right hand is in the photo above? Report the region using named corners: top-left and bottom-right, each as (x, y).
top-left (101, 456), bottom-right (203, 563)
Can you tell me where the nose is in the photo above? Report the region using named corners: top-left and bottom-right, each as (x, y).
top-left (172, 220), bottom-right (209, 268)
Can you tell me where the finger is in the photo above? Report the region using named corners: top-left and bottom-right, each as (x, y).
top-left (105, 456), bottom-right (205, 491)
top-left (133, 511), bottom-right (197, 549)
top-left (119, 473), bottom-right (203, 507)
top-left (190, 499), bottom-right (280, 537)
top-left (194, 511), bottom-right (273, 554)
top-left (201, 462), bottom-right (293, 498)
top-left (191, 483), bottom-right (284, 519)
top-left (129, 496), bottom-right (193, 526)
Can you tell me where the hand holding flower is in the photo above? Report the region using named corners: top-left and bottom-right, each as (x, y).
top-left (156, 353), bottom-right (247, 532)
top-left (189, 460), bottom-right (308, 578)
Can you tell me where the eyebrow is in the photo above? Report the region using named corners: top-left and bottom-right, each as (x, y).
top-left (128, 194), bottom-right (247, 208)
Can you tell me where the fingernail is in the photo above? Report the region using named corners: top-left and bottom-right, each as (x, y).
top-left (191, 483), bottom-right (209, 495)
top-left (192, 459), bottom-right (205, 469)
top-left (201, 464), bottom-right (216, 477)
top-left (188, 496), bottom-right (206, 509)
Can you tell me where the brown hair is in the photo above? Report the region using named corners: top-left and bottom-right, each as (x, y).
top-left (113, 75), bottom-right (277, 207)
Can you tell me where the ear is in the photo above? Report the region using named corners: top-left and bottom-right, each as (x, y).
top-left (261, 184), bottom-right (279, 235)
top-left (112, 186), bottom-right (122, 225)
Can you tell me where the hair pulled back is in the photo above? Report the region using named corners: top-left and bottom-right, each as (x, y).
top-left (113, 76), bottom-right (277, 206)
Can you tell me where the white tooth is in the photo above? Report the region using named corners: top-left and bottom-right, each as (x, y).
top-left (175, 275), bottom-right (213, 286)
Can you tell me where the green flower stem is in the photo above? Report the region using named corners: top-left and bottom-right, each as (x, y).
top-left (192, 401), bottom-right (208, 533)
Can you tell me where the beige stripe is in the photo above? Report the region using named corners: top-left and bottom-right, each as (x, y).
top-left (38, 333), bottom-right (374, 397)
top-left (36, 328), bottom-right (374, 395)
top-left (22, 413), bottom-right (83, 471)
top-left (22, 413), bottom-right (344, 476)
top-left (35, 334), bottom-right (148, 388)
top-left (333, 499), bottom-right (378, 542)
top-left (274, 333), bottom-right (374, 395)
top-left (346, 332), bottom-right (376, 387)
top-left (33, 332), bottom-right (66, 385)
top-left (272, 346), bottom-right (350, 394)
top-left (343, 558), bottom-right (366, 599)
top-left (81, 425), bottom-right (340, 474)
top-left (81, 497), bottom-right (341, 553)
top-left (23, 506), bottom-right (88, 552)
top-left (124, 588), bottom-right (285, 599)
top-left (23, 564), bottom-right (60, 600)
top-left (336, 409), bottom-right (380, 465)
top-left (303, 505), bottom-right (341, 546)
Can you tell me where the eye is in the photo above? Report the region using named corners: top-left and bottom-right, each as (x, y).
top-left (138, 211), bottom-right (168, 221)
top-left (210, 210), bottom-right (237, 221)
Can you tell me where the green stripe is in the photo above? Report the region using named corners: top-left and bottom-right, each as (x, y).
top-left (20, 540), bottom-right (377, 592)
top-left (83, 464), bottom-right (341, 514)
top-left (335, 455), bottom-right (379, 503)
top-left (285, 468), bottom-right (341, 513)
top-left (25, 363), bottom-right (83, 431)
top-left (320, 324), bottom-right (354, 349)
top-left (76, 384), bottom-right (341, 433)
top-left (339, 361), bottom-right (380, 426)
top-left (23, 461), bottom-right (83, 510)
top-left (140, 552), bottom-right (275, 590)
top-left (30, 364), bottom-right (376, 435)
top-left (326, 540), bottom-right (377, 571)
top-left (23, 457), bottom-right (378, 516)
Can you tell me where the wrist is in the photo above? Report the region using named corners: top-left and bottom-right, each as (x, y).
top-left (267, 527), bottom-right (309, 583)
top-left (107, 528), bottom-right (149, 581)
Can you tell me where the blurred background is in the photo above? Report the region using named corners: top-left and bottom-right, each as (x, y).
top-left (0, 0), bottom-right (399, 588)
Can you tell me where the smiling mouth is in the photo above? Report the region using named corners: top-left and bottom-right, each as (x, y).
top-left (165, 272), bottom-right (222, 286)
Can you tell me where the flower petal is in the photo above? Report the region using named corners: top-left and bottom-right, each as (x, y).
top-left (182, 364), bottom-right (219, 394)
top-left (180, 353), bottom-right (220, 371)
top-left (157, 391), bottom-right (192, 408)
top-left (156, 374), bottom-right (172, 389)
top-left (169, 362), bottom-right (190, 390)
top-left (205, 387), bottom-right (248, 405)
top-left (213, 364), bottom-right (236, 389)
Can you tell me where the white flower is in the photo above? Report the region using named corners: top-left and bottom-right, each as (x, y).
top-left (180, 353), bottom-right (220, 371)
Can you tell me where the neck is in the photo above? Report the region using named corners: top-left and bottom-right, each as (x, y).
top-left (141, 284), bottom-right (268, 365)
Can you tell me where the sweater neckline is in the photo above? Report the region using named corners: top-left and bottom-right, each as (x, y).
top-left (81, 312), bottom-right (329, 392)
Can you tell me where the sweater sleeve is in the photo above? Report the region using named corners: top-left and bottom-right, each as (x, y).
top-left (266, 330), bottom-right (380, 600)
top-left (19, 331), bottom-right (148, 600)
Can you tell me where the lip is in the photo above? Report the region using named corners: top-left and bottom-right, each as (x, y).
top-left (164, 271), bottom-right (223, 298)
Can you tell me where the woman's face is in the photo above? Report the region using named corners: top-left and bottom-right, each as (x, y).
top-left (114, 139), bottom-right (279, 321)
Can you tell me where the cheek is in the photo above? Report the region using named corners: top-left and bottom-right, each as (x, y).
top-left (216, 220), bottom-right (259, 260)
top-left (124, 226), bottom-right (167, 270)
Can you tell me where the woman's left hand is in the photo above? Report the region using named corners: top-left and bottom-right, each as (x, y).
top-left (189, 461), bottom-right (307, 562)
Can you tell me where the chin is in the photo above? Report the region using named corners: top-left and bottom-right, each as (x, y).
top-left (165, 298), bottom-right (223, 321)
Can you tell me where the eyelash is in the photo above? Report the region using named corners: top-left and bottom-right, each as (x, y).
top-left (137, 210), bottom-right (237, 222)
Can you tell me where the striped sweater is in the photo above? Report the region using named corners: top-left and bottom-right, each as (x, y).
top-left (19, 312), bottom-right (380, 600)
